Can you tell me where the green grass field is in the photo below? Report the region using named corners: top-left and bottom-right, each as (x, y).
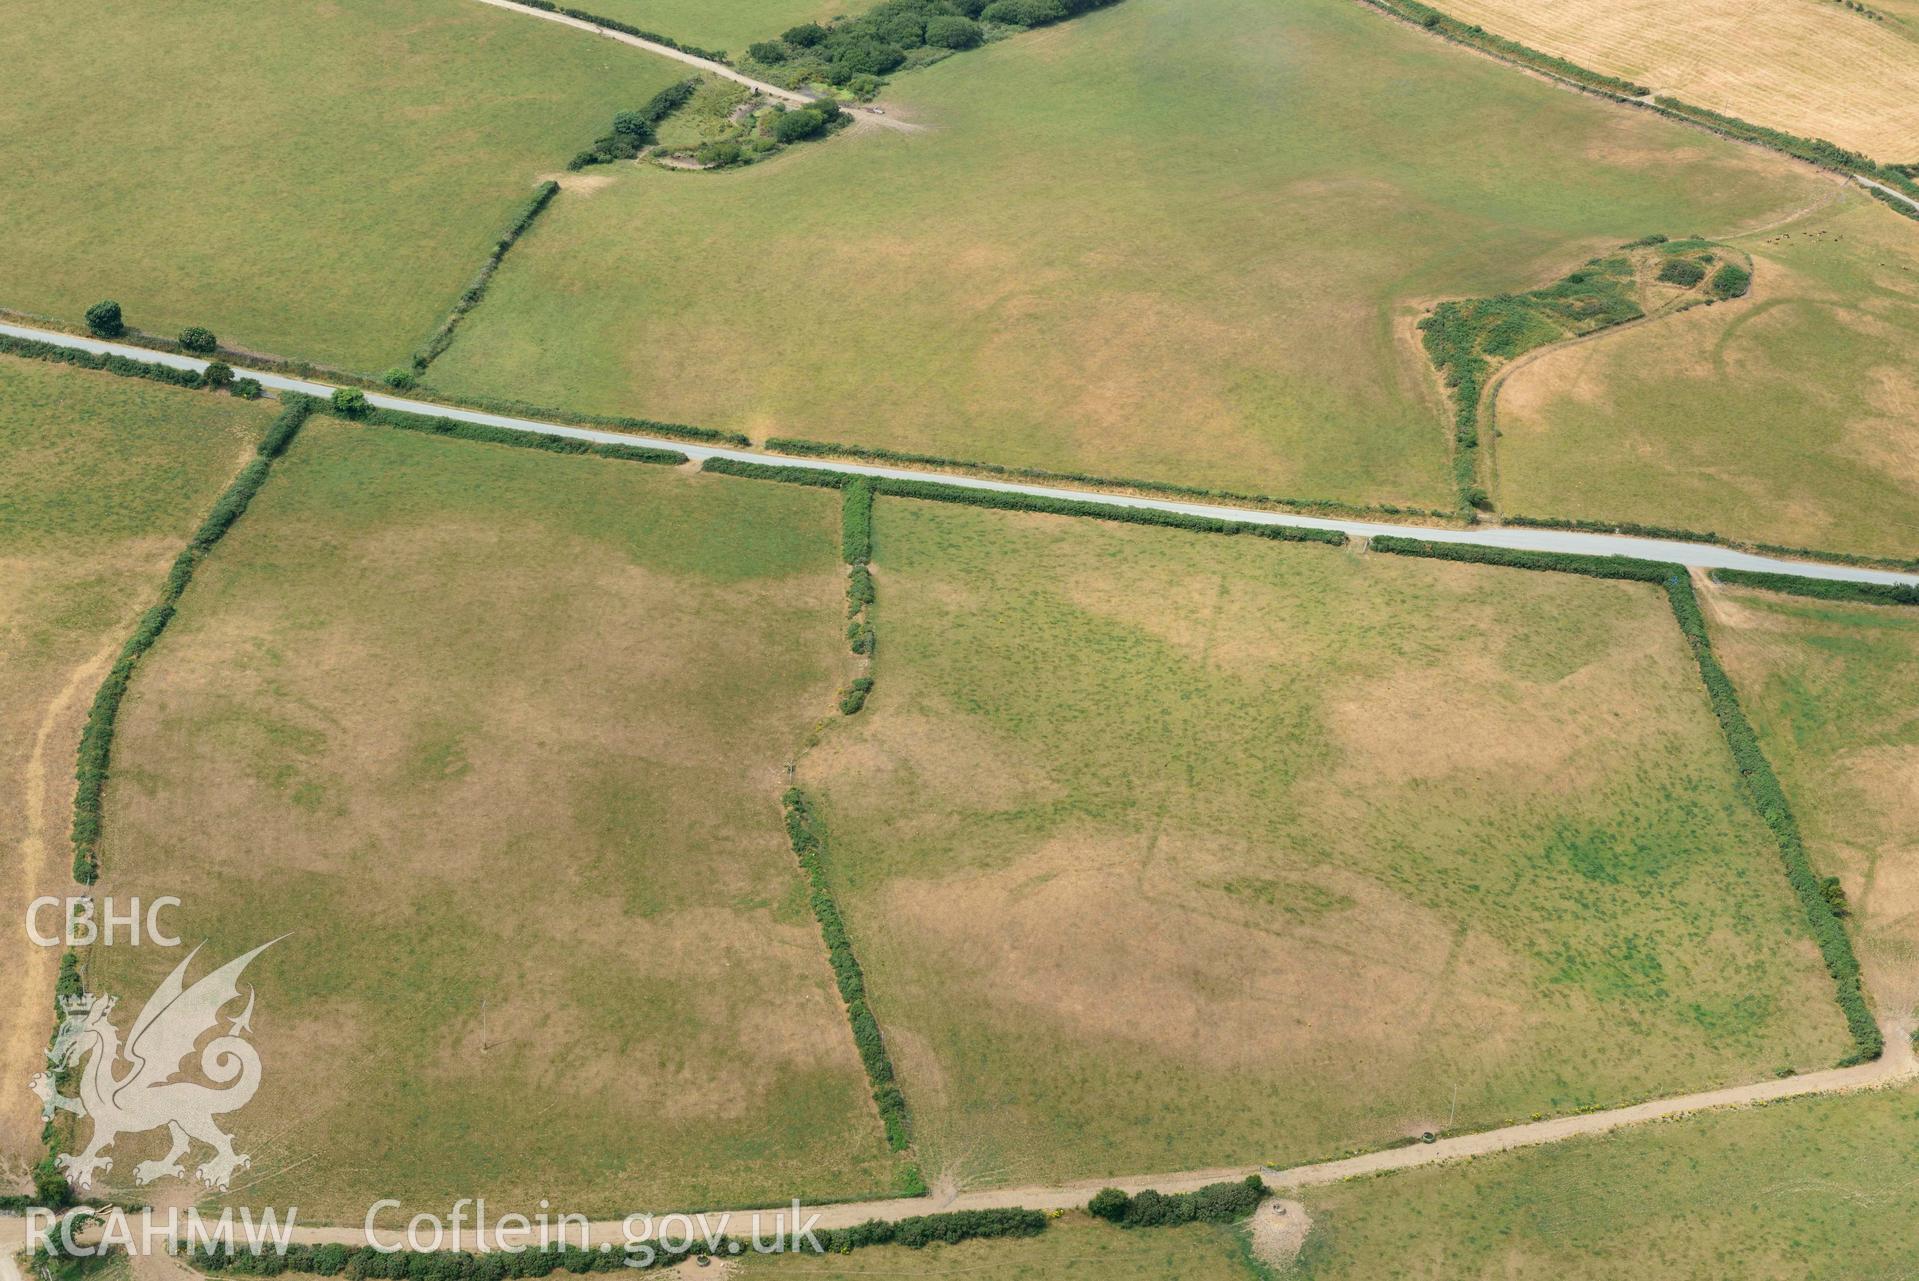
top-left (431, 0), bottom-right (1825, 508)
top-left (0, 355), bottom-right (270, 1188)
top-left (0, 0), bottom-right (685, 373)
top-left (580, 0), bottom-right (874, 55)
top-left (800, 498), bottom-right (1848, 1188)
top-left (1497, 190), bottom-right (1919, 558)
top-left (1294, 1085), bottom-right (1919, 1278)
top-left (736, 1213), bottom-right (1260, 1278)
top-left (87, 424), bottom-right (897, 1219)
top-left (1706, 582), bottom-right (1919, 1013)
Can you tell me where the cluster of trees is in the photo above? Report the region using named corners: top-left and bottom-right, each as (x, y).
top-left (742, 0), bottom-right (1119, 87)
top-left (1088, 1176), bottom-right (1269, 1227)
top-left (569, 79), bottom-right (699, 169)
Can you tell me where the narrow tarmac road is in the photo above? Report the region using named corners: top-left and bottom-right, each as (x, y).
top-left (2, 320), bottom-right (1912, 588)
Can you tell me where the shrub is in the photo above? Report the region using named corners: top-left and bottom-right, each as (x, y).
top-left (1822, 876), bottom-right (1851, 918)
top-left (831, 39), bottom-right (907, 75)
top-left (840, 675), bottom-right (875, 715)
top-left (1089, 1177), bottom-right (1267, 1227)
top-left (1709, 568), bottom-right (1918, 607)
top-left (231, 377), bottom-right (263, 399)
top-left (926, 14), bottom-right (983, 46)
top-left (982, 0), bottom-right (1068, 24)
top-left (202, 360), bottom-right (234, 390)
top-left (1709, 263), bottom-right (1752, 299)
top-left (1657, 257), bottom-right (1708, 287)
top-left (178, 325), bottom-right (218, 353)
top-left (84, 300), bottom-right (124, 338)
top-left (611, 109), bottom-right (653, 140)
top-left (33, 1157), bottom-right (72, 1211)
top-left (784, 21), bottom-right (828, 45)
top-left (747, 39), bottom-right (788, 62)
top-left (696, 141), bottom-right (743, 167)
top-left (773, 107), bottom-right (828, 142)
top-left (331, 387), bottom-right (369, 416)
top-left (382, 367), bottom-right (417, 390)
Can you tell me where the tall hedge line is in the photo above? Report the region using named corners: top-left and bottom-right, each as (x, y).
top-left (71, 396), bottom-right (317, 882)
top-left (1504, 514), bottom-right (1919, 574)
top-left (842, 477), bottom-right (877, 658)
top-left (507, 0), bottom-right (726, 60)
top-left (345, 403), bottom-right (687, 466)
top-left (765, 435), bottom-right (1450, 520)
top-left (1371, 536), bottom-right (1882, 1061)
top-left (413, 387), bottom-right (748, 447)
top-left (0, 331), bottom-right (208, 388)
top-left (190, 1210), bottom-right (1045, 1277)
top-left (412, 182), bottom-right (561, 373)
top-left (1088, 1176), bottom-right (1267, 1228)
top-left (782, 789), bottom-right (910, 1148)
top-left (1709, 569), bottom-right (1919, 608)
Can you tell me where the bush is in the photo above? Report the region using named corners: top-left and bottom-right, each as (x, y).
top-left (231, 377), bottom-right (263, 399)
top-left (1089, 1177), bottom-right (1267, 1227)
top-left (202, 360), bottom-right (234, 390)
top-left (611, 109), bottom-right (653, 140)
top-left (926, 14), bottom-right (983, 46)
top-left (331, 387), bottom-right (369, 416)
top-left (784, 21), bottom-right (828, 45)
top-left (1657, 257), bottom-right (1708, 287)
top-left (382, 367), bottom-right (417, 390)
top-left (33, 1157), bottom-right (72, 1210)
top-left (982, 0), bottom-right (1067, 24)
top-left (178, 325), bottom-right (218, 354)
top-left (747, 39), bottom-right (788, 62)
top-left (831, 39), bottom-right (907, 75)
top-left (696, 140), bottom-right (744, 167)
top-left (84, 300), bottom-right (124, 338)
top-left (773, 107), bottom-right (828, 142)
top-left (1709, 263), bottom-right (1752, 299)
top-left (840, 675), bottom-right (875, 715)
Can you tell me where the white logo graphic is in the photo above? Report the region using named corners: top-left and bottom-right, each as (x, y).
top-left (38, 940), bottom-right (279, 1191)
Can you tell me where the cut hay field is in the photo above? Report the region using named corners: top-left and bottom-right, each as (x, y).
top-left (0, 0), bottom-right (685, 373)
top-left (87, 424), bottom-right (897, 1219)
top-left (1705, 581), bottom-right (1919, 1015)
top-left (1438, 0), bottom-right (1919, 161)
top-left (431, 0), bottom-right (1828, 509)
top-left (801, 498), bottom-right (1849, 1188)
top-left (1496, 191), bottom-right (1919, 560)
top-left (579, 0), bottom-right (873, 55)
top-left (1293, 1085), bottom-right (1919, 1279)
top-left (736, 1212), bottom-right (1259, 1278)
top-left (0, 356), bottom-right (270, 1191)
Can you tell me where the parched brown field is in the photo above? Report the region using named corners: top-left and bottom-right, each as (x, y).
top-left (0, 356), bottom-right (270, 1190)
top-left (88, 424), bottom-right (898, 1219)
top-left (1704, 580), bottom-right (1919, 1016)
top-left (1439, 0), bottom-right (1919, 159)
top-left (804, 500), bottom-right (1849, 1188)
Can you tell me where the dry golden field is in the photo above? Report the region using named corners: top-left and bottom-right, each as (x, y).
top-left (1438, 0), bottom-right (1919, 160)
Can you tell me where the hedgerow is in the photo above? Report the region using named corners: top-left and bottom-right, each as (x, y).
top-left (342, 403), bottom-right (687, 466)
top-left (569, 78), bottom-right (699, 168)
top-left (1501, 514), bottom-right (1919, 574)
top-left (1088, 1176), bottom-right (1267, 1228)
top-left (190, 1209), bottom-right (1044, 1277)
top-left (1358, 0), bottom-right (1649, 95)
top-left (1371, 536), bottom-right (1882, 1061)
top-left (411, 386), bottom-right (748, 447)
top-left (411, 182), bottom-right (561, 372)
top-left (508, 0), bottom-right (725, 60)
top-left (782, 790), bottom-right (911, 1148)
top-left (72, 396), bottom-right (318, 882)
top-left (1709, 568), bottom-right (1919, 607)
top-left (764, 436), bottom-right (1450, 520)
top-left (842, 477), bottom-right (877, 654)
top-left (0, 332), bottom-right (206, 389)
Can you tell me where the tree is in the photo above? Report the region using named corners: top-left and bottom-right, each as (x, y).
top-left (610, 110), bottom-right (653, 142)
top-left (382, 367), bottom-right (416, 390)
top-left (1087, 1189), bottom-right (1128, 1222)
top-left (32, 1155), bottom-right (72, 1209)
top-left (231, 378), bottom-right (263, 400)
top-left (331, 387), bottom-right (369, 416)
top-left (747, 40), bottom-right (788, 63)
top-left (926, 15), bottom-right (983, 47)
top-left (830, 38), bottom-right (906, 75)
top-left (783, 21), bottom-right (828, 45)
top-left (202, 360), bottom-right (234, 390)
top-left (696, 140), bottom-right (744, 167)
top-left (772, 107), bottom-right (827, 143)
top-left (178, 325), bottom-right (218, 353)
top-left (84, 300), bottom-right (124, 338)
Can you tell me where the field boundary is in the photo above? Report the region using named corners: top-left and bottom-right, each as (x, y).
top-left (1353, 0), bottom-right (1919, 205)
top-left (1710, 568), bottom-right (1919, 607)
top-left (408, 182), bottom-right (561, 377)
top-left (2, 317), bottom-right (1913, 587)
top-left (68, 394), bottom-right (317, 884)
top-left (1370, 536), bottom-right (1882, 1061)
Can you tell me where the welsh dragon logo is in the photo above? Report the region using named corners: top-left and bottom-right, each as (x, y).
top-left (34, 940), bottom-right (278, 1192)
